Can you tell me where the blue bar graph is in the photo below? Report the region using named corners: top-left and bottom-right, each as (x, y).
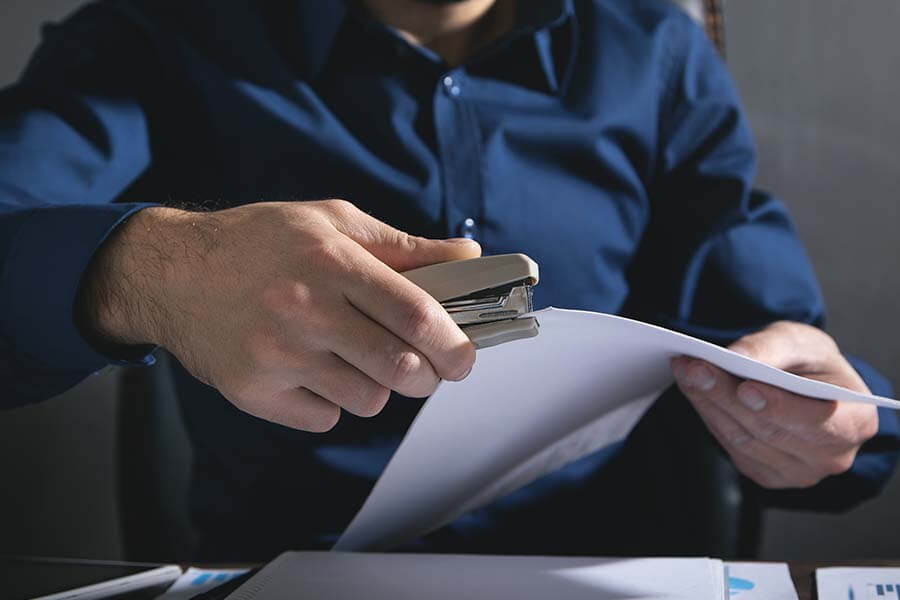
top-left (867, 582), bottom-right (900, 599)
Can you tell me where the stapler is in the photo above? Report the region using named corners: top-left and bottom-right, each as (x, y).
top-left (402, 253), bottom-right (540, 349)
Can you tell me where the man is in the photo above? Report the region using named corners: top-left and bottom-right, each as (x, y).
top-left (1, 0), bottom-right (897, 559)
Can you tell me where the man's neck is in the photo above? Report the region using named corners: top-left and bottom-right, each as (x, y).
top-left (359, 0), bottom-right (516, 66)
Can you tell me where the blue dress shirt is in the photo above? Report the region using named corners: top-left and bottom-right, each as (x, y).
top-left (1, 0), bottom-right (897, 558)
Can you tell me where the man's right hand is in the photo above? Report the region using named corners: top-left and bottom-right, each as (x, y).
top-left (77, 200), bottom-right (480, 432)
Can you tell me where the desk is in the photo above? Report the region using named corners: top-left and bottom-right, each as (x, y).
top-left (189, 561), bottom-right (900, 600)
top-left (13, 558), bottom-right (900, 599)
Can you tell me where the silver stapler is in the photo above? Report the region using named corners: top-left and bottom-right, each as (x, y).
top-left (403, 253), bottom-right (540, 349)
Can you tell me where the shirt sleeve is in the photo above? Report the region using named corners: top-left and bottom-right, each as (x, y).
top-left (622, 15), bottom-right (900, 510)
top-left (0, 3), bottom-right (158, 408)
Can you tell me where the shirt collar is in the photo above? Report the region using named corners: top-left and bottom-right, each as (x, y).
top-left (283, 0), bottom-right (350, 80)
top-left (287, 0), bottom-right (577, 95)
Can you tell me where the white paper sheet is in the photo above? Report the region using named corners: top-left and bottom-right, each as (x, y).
top-left (816, 566), bottom-right (900, 600)
top-left (336, 308), bottom-right (899, 551)
top-left (227, 552), bottom-right (727, 600)
top-left (726, 562), bottom-right (799, 600)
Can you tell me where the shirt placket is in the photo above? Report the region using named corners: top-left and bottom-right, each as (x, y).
top-left (433, 69), bottom-right (483, 242)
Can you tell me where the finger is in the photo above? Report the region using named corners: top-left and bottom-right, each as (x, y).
top-left (674, 357), bottom-right (807, 453)
top-left (688, 384), bottom-right (828, 487)
top-left (676, 357), bottom-right (854, 477)
top-left (674, 357), bottom-right (796, 447)
top-left (673, 357), bottom-right (828, 485)
top-left (327, 303), bottom-right (440, 398)
top-left (735, 380), bottom-right (877, 450)
top-left (342, 246), bottom-right (476, 381)
top-left (319, 199), bottom-right (482, 271)
top-left (252, 387), bottom-right (341, 433)
top-left (301, 352), bottom-right (391, 418)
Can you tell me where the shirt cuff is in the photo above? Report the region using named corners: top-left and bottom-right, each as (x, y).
top-left (1, 202), bottom-right (159, 372)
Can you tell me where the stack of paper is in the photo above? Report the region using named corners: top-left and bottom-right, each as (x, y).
top-left (227, 552), bottom-right (727, 600)
top-left (222, 554), bottom-right (803, 600)
top-left (336, 308), bottom-right (899, 551)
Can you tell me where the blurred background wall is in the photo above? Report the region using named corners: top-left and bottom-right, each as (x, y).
top-left (0, 0), bottom-right (897, 561)
top-left (726, 0), bottom-right (900, 559)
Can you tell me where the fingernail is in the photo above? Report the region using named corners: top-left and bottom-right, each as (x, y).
top-left (738, 386), bottom-right (767, 411)
top-left (446, 237), bottom-right (477, 245)
top-left (453, 366), bottom-right (472, 381)
top-left (686, 365), bottom-right (716, 391)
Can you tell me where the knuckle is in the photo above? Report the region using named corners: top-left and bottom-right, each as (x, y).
top-left (391, 229), bottom-right (419, 254)
top-left (823, 454), bottom-right (855, 476)
top-left (388, 350), bottom-right (423, 390)
top-left (240, 328), bottom-right (310, 372)
top-left (818, 418), bottom-right (844, 441)
top-left (731, 336), bottom-right (765, 359)
top-left (858, 412), bottom-right (880, 442)
top-left (402, 297), bottom-right (443, 347)
top-left (757, 423), bottom-right (790, 445)
top-left (728, 432), bottom-right (752, 448)
top-left (794, 321), bottom-right (837, 349)
top-left (241, 330), bottom-right (279, 368)
top-left (322, 198), bottom-right (356, 217)
top-left (261, 279), bottom-right (313, 321)
top-left (308, 235), bottom-right (348, 268)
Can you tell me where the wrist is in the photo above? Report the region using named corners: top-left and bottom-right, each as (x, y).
top-left (76, 206), bottom-right (193, 351)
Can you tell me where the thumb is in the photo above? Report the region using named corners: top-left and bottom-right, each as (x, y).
top-left (728, 322), bottom-right (833, 374)
top-left (327, 202), bottom-right (481, 271)
top-left (370, 229), bottom-right (481, 273)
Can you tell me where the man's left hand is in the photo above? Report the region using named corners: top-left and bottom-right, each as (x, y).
top-left (672, 321), bottom-right (879, 489)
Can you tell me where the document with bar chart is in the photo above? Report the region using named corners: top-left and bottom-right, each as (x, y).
top-left (868, 583), bottom-right (900, 599)
top-left (816, 567), bottom-right (900, 600)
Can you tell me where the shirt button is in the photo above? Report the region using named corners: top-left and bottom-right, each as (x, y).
top-left (443, 75), bottom-right (461, 97)
top-left (459, 217), bottom-right (477, 239)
